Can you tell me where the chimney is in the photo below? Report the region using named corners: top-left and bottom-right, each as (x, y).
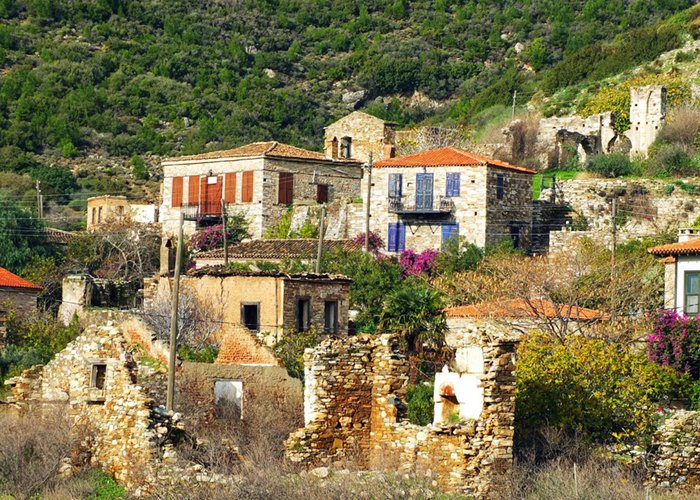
top-left (678, 228), bottom-right (700, 242)
top-left (383, 144), bottom-right (396, 159)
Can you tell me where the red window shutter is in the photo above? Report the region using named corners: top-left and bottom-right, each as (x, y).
top-left (188, 176), bottom-right (200, 205)
top-left (225, 173), bottom-right (236, 203)
top-left (278, 172), bottom-right (294, 204)
top-left (172, 177), bottom-right (183, 207)
top-left (242, 171), bottom-right (254, 203)
top-left (200, 177), bottom-right (208, 212)
top-left (316, 184), bottom-right (328, 203)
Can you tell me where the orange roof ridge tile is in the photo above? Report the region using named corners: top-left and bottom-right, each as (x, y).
top-left (0, 267), bottom-right (42, 290)
top-left (648, 239), bottom-right (700, 256)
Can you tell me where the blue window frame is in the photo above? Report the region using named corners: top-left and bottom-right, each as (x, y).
top-left (446, 173), bottom-right (460, 197)
top-left (685, 271), bottom-right (699, 315)
top-left (442, 223), bottom-right (459, 247)
top-left (415, 173), bottom-right (434, 210)
top-left (387, 223), bottom-right (406, 252)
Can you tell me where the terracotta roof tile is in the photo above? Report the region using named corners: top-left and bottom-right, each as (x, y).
top-left (648, 239), bottom-right (700, 256)
top-left (0, 267), bottom-right (42, 290)
top-left (187, 265), bottom-right (350, 281)
top-left (374, 147), bottom-right (536, 174)
top-left (196, 239), bottom-right (360, 261)
top-left (444, 298), bottom-right (608, 321)
top-left (163, 141), bottom-right (360, 164)
top-left (45, 227), bottom-right (75, 245)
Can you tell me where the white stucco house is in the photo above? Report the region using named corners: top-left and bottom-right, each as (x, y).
top-left (649, 229), bottom-right (700, 315)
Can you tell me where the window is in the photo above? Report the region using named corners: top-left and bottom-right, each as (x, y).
top-left (278, 172), bottom-right (294, 204)
top-left (90, 363), bottom-right (107, 390)
top-left (188, 175), bottom-right (200, 205)
top-left (340, 136), bottom-right (352, 158)
top-left (98, 206), bottom-right (103, 223)
top-left (116, 205), bottom-right (124, 218)
top-left (214, 379), bottom-right (243, 419)
top-left (224, 172), bottom-right (236, 203)
top-left (442, 223), bottom-right (459, 247)
top-left (685, 272), bottom-right (699, 315)
top-left (496, 174), bottom-right (504, 200)
top-left (415, 173), bottom-right (434, 210)
top-left (388, 173), bottom-right (403, 199)
top-left (387, 222), bottom-right (406, 252)
top-left (324, 301), bottom-right (339, 334)
top-left (296, 298), bottom-right (311, 332)
top-left (172, 176), bottom-right (183, 207)
top-left (241, 303), bottom-right (260, 331)
top-left (242, 171), bottom-right (254, 203)
top-left (91, 208), bottom-right (96, 224)
top-left (446, 173), bottom-right (460, 197)
top-left (510, 224), bottom-right (520, 249)
top-left (316, 184), bottom-right (329, 204)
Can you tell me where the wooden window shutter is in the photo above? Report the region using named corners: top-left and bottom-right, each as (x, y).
top-left (278, 172), bottom-right (294, 204)
top-left (225, 173), bottom-right (236, 203)
top-left (172, 177), bottom-right (183, 207)
top-left (242, 171), bottom-right (254, 203)
top-left (188, 176), bottom-right (200, 205)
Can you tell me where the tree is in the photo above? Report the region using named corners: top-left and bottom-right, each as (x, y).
top-left (0, 196), bottom-right (53, 273)
top-left (379, 277), bottom-right (446, 383)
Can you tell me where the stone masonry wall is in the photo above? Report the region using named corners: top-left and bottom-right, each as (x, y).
top-left (648, 410), bottom-right (700, 489)
top-left (285, 330), bottom-right (517, 497)
top-left (485, 168), bottom-right (533, 249)
top-left (541, 178), bottom-right (700, 244)
top-left (282, 278), bottom-right (350, 335)
top-left (324, 111), bottom-right (396, 164)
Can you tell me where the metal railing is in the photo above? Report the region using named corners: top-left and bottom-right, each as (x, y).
top-left (388, 195), bottom-right (455, 214)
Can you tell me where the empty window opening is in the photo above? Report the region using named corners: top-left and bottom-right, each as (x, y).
top-left (241, 303), bottom-right (260, 331)
top-left (340, 136), bottom-right (352, 159)
top-left (214, 379), bottom-right (243, 419)
top-left (90, 363), bottom-right (107, 390)
top-left (296, 298), bottom-right (311, 332)
top-left (316, 184), bottom-right (329, 204)
top-left (324, 301), bottom-right (339, 334)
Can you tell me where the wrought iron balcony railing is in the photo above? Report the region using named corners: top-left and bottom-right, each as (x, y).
top-left (388, 195), bottom-right (455, 215)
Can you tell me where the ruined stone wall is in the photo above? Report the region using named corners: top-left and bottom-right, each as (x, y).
top-left (627, 86), bottom-right (666, 158)
top-left (324, 111), bottom-right (396, 164)
top-left (285, 331), bottom-right (517, 497)
top-left (5, 325), bottom-right (185, 496)
top-left (648, 410), bottom-right (700, 489)
top-left (215, 327), bottom-right (280, 365)
top-left (541, 178), bottom-right (700, 244)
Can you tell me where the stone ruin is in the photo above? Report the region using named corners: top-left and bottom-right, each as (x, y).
top-left (3, 324), bottom-right (232, 496)
top-left (285, 329), bottom-right (518, 498)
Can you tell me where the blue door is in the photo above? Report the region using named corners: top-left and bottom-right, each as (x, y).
top-left (415, 173), bottom-right (434, 210)
top-left (442, 223), bottom-right (459, 247)
top-left (388, 223), bottom-right (406, 252)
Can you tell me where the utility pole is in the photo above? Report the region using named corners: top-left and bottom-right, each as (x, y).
top-left (221, 199), bottom-right (229, 266)
top-left (166, 211), bottom-right (184, 412)
top-left (511, 89), bottom-right (517, 121)
top-left (36, 181), bottom-right (43, 219)
top-left (316, 203), bottom-right (326, 273)
top-left (364, 152), bottom-right (373, 252)
top-left (611, 196), bottom-right (617, 271)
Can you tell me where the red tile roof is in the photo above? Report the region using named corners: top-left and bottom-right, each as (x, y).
top-left (164, 141), bottom-right (360, 164)
top-left (0, 267), bottom-right (42, 290)
top-left (374, 147), bottom-right (536, 174)
top-left (196, 239), bottom-right (360, 261)
top-left (444, 298), bottom-right (608, 321)
top-left (648, 239), bottom-right (700, 256)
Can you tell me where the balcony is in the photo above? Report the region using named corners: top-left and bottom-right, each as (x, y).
top-left (181, 202), bottom-right (224, 222)
top-left (388, 195), bottom-right (455, 216)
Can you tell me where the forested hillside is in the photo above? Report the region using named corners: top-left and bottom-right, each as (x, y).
top-left (0, 0), bottom-right (696, 208)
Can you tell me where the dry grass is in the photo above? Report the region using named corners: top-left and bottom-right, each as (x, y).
top-left (656, 105), bottom-right (700, 153)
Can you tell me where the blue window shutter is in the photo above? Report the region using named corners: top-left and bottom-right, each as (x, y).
top-left (388, 223), bottom-right (397, 252)
top-left (416, 173), bottom-right (434, 209)
top-left (398, 223), bottom-right (406, 251)
top-left (442, 223), bottom-right (459, 244)
top-left (415, 174), bottom-right (424, 209)
top-left (446, 173), bottom-right (460, 197)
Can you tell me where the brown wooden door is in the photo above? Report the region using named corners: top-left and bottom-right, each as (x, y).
top-left (200, 176), bottom-right (222, 216)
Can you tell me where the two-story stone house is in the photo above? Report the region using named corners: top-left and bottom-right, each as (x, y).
top-left (160, 141), bottom-right (362, 239)
top-left (366, 147), bottom-right (536, 252)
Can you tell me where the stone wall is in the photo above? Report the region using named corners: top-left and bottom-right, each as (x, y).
top-left (0, 287), bottom-right (39, 316)
top-left (541, 178), bottom-right (700, 244)
top-left (4, 325), bottom-right (187, 495)
top-left (627, 86), bottom-right (666, 158)
top-left (285, 329), bottom-right (517, 497)
top-left (215, 327), bottom-right (279, 365)
top-left (324, 111), bottom-right (396, 164)
top-left (648, 410), bottom-right (700, 489)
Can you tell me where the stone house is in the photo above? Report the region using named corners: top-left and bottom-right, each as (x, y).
top-left (0, 266), bottom-right (41, 318)
top-left (145, 267), bottom-right (351, 342)
top-left (323, 110), bottom-right (397, 163)
top-left (192, 238), bottom-right (360, 268)
top-left (648, 228), bottom-right (700, 315)
top-left (87, 195), bottom-right (157, 231)
top-left (366, 147), bottom-right (536, 253)
top-left (159, 141), bottom-right (362, 241)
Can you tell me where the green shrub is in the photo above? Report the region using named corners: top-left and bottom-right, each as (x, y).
top-left (407, 382), bottom-right (434, 425)
top-left (647, 144), bottom-right (699, 177)
top-left (131, 155), bottom-right (149, 180)
top-left (585, 153), bottom-right (633, 178)
top-left (178, 344), bottom-right (219, 363)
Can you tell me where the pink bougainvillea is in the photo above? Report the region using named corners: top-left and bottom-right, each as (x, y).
top-left (353, 231), bottom-right (384, 253)
top-left (648, 309), bottom-right (700, 377)
top-left (399, 248), bottom-right (439, 277)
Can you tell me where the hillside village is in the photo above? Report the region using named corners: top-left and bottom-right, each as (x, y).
top-left (7, 1), bottom-right (700, 499)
